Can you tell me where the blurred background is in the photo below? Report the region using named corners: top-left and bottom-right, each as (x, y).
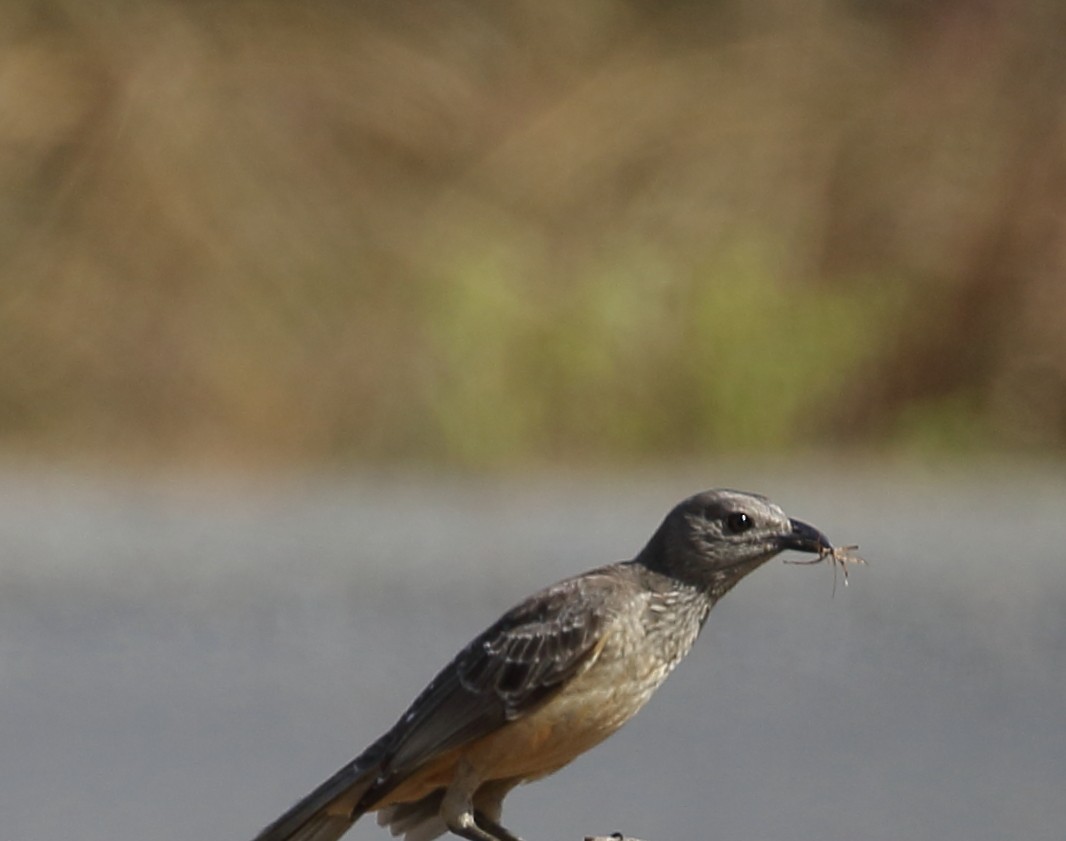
top-left (2, 2), bottom-right (1066, 841)
top-left (3, 0), bottom-right (1065, 466)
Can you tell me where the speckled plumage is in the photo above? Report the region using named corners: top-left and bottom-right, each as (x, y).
top-left (253, 489), bottom-right (833, 841)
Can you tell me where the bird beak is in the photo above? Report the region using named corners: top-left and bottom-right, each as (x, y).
top-left (782, 518), bottom-right (832, 554)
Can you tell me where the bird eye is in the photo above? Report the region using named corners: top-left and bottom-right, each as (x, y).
top-left (724, 511), bottom-right (754, 534)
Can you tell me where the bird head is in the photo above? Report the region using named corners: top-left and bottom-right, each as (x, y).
top-left (641, 488), bottom-right (832, 594)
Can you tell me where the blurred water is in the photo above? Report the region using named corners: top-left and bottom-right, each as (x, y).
top-left (2, 464), bottom-right (1064, 841)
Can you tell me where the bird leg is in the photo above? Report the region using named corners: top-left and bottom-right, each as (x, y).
top-left (441, 760), bottom-right (520, 841)
top-left (472, 778), bottom-right (525, 841)
top-left (444, 809), bottom-right (502, 841)
top-left (473, 813), bottom-right (524, 841)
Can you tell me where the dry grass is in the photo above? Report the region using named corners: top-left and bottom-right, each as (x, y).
top-left (2, 0), bottom-right (1065, 466)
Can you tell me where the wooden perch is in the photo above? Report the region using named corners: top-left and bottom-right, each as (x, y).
top-left (585, 835), bottom-right (648, 841)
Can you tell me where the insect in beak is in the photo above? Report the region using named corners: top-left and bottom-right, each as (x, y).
top-left (785, 543), bottom-right (866, 596)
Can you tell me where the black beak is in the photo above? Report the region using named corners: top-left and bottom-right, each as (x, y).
top-left (782, 518), bottom-right (832, 554)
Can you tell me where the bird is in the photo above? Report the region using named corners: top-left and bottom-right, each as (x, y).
top-left (252, 488), bottom-right (835, 841)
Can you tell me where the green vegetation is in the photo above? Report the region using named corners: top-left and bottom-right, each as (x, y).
top-left (421, 239), bottom-right (908, 465)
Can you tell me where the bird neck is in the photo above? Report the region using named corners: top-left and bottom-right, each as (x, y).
top-left (635, 532), bottom-right (760, 602)
top-left (631, 558), bottom-right (717, 608)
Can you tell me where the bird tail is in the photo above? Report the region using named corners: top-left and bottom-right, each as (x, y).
top-left (252, 754), bottom-right (384, 841)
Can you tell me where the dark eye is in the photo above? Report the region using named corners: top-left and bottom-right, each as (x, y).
top-left (725, 511), bottom-right (754, 534)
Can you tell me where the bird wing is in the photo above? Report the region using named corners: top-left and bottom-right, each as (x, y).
top-left (252, 567), bottom-right (624, 841)
top-left (359, 566), bottom-right (620, 806)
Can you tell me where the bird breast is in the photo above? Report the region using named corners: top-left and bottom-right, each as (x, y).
top-left (454, 591), bottom-right (709, 784)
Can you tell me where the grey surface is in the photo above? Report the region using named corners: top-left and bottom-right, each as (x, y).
top-left (2, 465), bottom-right (1064, 841)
